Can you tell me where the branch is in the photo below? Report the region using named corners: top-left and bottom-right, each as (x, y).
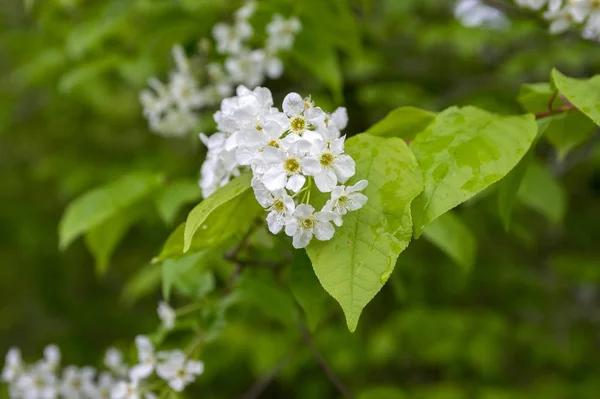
top-left (300, 324), bottom-right (355, 399)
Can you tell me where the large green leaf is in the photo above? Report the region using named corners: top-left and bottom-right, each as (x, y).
top-left (517, 162), bottom-right (566, 224)
top-left (59, 172), bottom-right (163, 250)
top-left (422, 211), bottom-right (476, 270)
top-left (366, 106), bottom-right (435, 140)
top-left (155, 180), bottom-right (202, 225)
top-left (410, 106), bottom-right (537, 237)
top-left (183, 173), bottom-right (255, 252)
top-left (552, 69), bottom-right (600, 126)
top-left (84, 207), bottom-right (142, 274)
top-left (307, 134), bottom-right (423, 332)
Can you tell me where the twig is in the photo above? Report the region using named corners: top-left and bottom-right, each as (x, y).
top-left (548, 90), bottom-right (558, 112)
top-left (299, 324), bottom-right (355, 399)
top-left (222, 220), bottom-right (260, 293)
top-left (535, 104), bottom-right (576, 120)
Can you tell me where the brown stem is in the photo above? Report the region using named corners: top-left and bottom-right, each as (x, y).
top-left (535, 104), bottom-right (576, 120)
top-left (300, 324), bottom-right (355, 399)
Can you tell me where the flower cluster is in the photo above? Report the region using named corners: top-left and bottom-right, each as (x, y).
top-left (199, 86), bottom-right (368, 248)
top-left (456, 0), bottom-right (600, 41)
top-left (524, 0), bottom-right (600, 40)
top-left (140, 1), bottom-right (301, 138)
top-left (2, 303), bottom-right (203, 399)
top-left (454, 0), bottom-right (510, 30)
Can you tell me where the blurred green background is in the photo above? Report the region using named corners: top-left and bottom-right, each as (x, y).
top-left (1, 0), bottom-right (600, 398)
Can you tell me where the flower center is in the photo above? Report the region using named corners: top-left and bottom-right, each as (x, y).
top-left (301, 218), bottom-right (314, 229)
top-left (290, 117), bottom-right (306, 132)
top-left (284, 158), bottom-right (301, 173)
top-left (338, 195), bottom-right (349, 206)
top-left (273, 199), bottom-right (285, 212)
top-left (320, 152), bottom-right (334, 167)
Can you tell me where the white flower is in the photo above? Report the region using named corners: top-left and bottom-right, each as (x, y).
top-left (323, 180), bottom-right (369, 226)
top-left (157, 301), bottom-right (176, 330)
top-left (59, 365), bottom-right (95, 399)
top-left (128, 336), bottom-right (156, 382)
top-left (266, 14), bottom-right (302, 51)
top-left (235, 1), bottom-right (256, 20)
top-left (2, 348), bottom-right (23, 383)
top-left (454, 0), bottom-right (510, 29)
top-left (104, 348), bottom-right (127, 377)
top-left (212, 20), bottom-right (253, 55)
top-left (15, 363), bottom-right (57, 399)
top-left (285, 204), bottom-right (336, 248)
top-left (89, 372), bottom-right (116, 399)
top-left (42, 345), bottom-right (61, 373)
top-left (236, 119), bottom-right (287, 166)
top-left (251, 180), bottom-right (296, 233)
top-left (156, 351), bottom-right (204, 392)
top-left (261, 140), bottom-right (314, 192)
top-left (304, 136), bottom-right (356, 192)
top-left (169, 72), bottom-right (205, 111)
top-left (111, 380), bottom-right (141, 399)
top-left (544, 3), bottom-right (581, 34)
top-left (225, 50), bottom-right (266, 87)
top-left (281, 93), bottom-right (327, 138)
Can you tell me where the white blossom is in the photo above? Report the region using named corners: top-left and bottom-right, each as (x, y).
top-left (2, 348), bottom-right (23, 383)
top-left (323, 180), bottom-right (369, 226)
top-left (266, 14), bottom-right (302, 51)
top-left (305, 136), bottom-right (356, 193)
top-left (454, 0), bottom-right (510, 30)
top-left (104, 348), bottom-right (127, 377)
top-left (59, 365), bottom-right (95, 399)
top-left (128, 336), bottom-right (156, 382)
top-left (156, 351), bottom-right (204, 392)
top-left (157, 301), bottom-right (176, 330)
top-left (285, 205), bottom-right (336, 248)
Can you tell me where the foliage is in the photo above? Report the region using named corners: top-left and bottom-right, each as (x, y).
top-left (2, 0), bottom-right (600, 398)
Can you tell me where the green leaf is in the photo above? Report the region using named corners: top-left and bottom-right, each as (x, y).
top-left (307, 134), bottom-right (423, 332)
top-left (517, 162), bottom-right (566, 224)
top-left (84, 207), bottom-right (142, 274)
top-left (155, 180), bottom-right (202, 225)
top-left (121, 263), bottom-right (162, 305)
top-left (518, 82), bottom-right (594, 159)
top-left (422, 212), bottom-right (476, 270)
top-left (235, 274), bottom-right (299, 328)
top-left (366, 106), bottom-right (436, 140)
top-left (410, 106), bottom-right (537, 237)
top-left (544, 112), bottom-right (595, 160)
top-left (552, 69), bottom-right (600, 126)
top-left (289, 251), bottom-right (332, 331)
top-left (183, 173), bottom-right (254, 252)
top-left (162, 252), bottom-right (209, 300)
top-left (59, 172), bottom-right (163, 250)
top-left (497, 149), bottom-right (535, 231)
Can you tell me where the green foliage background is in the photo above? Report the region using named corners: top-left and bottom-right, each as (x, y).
top-left (1, 0), bottom-right (600, 397)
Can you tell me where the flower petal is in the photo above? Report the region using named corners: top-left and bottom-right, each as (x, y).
top-left (314, 171), bottom-right (337, 193)
top-left (314, 220), bottom-right (335, 241)
top-left (282, 92), bottom-right (304, 116)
